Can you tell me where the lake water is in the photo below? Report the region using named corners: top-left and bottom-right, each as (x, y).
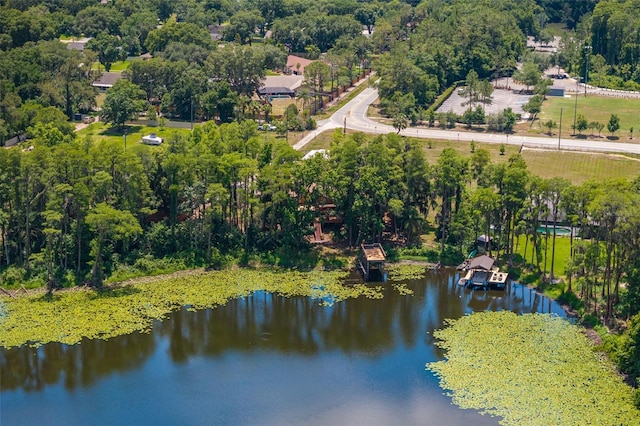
top-left (0, 269), bottom-right (566, 425)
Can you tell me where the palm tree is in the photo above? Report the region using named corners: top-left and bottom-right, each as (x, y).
top-left (296, 87), bottom-right (311, 113)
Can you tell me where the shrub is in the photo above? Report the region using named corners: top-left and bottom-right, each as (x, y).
top-left (557, 290), bottom-right (583, 311)
top-left (208, 247), bottom-right (234, 270)
top-left (0, 267), bottom-right (26, 287)
top-left (581, 313), bottom-right (601, 328)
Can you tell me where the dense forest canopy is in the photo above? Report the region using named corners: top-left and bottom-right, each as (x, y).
top-left (0, 0), bottom-right (611, 139)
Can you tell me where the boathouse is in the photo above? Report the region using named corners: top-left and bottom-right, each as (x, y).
top-left (458, 255), bottom-right (508, 290)
top-left (359, 243), bottom-right (387, 281)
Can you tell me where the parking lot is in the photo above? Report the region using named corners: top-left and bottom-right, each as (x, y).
top-left (437, 85), bottom-right (533, 116)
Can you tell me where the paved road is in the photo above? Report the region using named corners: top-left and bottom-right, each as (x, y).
top-left (295, 87), bottom-right (640, 155)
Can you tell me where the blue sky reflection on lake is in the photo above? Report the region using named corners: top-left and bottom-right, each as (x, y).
top-left (0, 269), bottom-right (566, 425)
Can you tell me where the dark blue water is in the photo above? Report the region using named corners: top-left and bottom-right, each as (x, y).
top-left (0, 269), bottom-right (566, 425)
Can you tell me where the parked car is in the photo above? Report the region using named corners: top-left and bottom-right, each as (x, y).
top-left (258, 123), bottom-right (277, 131)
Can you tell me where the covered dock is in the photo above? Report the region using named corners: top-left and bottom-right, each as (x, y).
top-left (359, 243), bottom-right (387, 281)
top-left (459, 255), bottom-right (507, 290)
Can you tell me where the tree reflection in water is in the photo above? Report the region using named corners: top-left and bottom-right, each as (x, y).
top-left (0, 269), bottom-right (564, 393)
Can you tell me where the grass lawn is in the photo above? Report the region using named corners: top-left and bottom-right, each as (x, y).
top-left (538, 95), bottom-right (640, 140)
top-left (91, 61), bottom-right (129, 73)
top-left (544, 22), bottom-right (570, 38)
top-left (514, 233), bottom-right (572, 280)
top-left (77, 122), bottom-right (192, 148)
top-left (521, 149), bottom-right (640, 183)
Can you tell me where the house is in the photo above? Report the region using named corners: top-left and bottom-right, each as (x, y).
top-left (92, 72), bottom-right (123, 91)
top-left (286, 55), bottom-right (313, 75)
top-left (208, 24), bottom-right (223, 41)
top-left (62, 37), bottom-right (92, 52)
top-left (259, 75), bottom-right (304, 100)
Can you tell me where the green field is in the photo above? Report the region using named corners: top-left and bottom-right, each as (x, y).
top-left (92, 61), bottom-right (129, 73)
top-left (538, 95), bottom-right (640, 140)
top-left (521, 149), bottom-right (640, 183)
top-left (77, 122), bottom-right (192, 148)
top-left (514, 233), bottom-right (572, 279)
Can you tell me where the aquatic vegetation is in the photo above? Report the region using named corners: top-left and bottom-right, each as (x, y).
top-left (427, 311), bottom-right (640, 425)
top-left (386, 263), bottom-right (426, 281)
top-left (392, 283), bottom-right (414, 295)
top-left (0, 269), bottom-right (387, 348)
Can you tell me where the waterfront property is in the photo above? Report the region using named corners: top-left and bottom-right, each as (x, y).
top-left (457, 255), bottom-right (508, 289)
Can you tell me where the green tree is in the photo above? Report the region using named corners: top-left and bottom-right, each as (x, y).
top-left (435, 148), bottom-right (467, 258)
top-left (206, 44), bottom-right (266, 97)
top-left (86, 203), bottom-right (142, 286)
top-left (574, 114), bottom-right (588, 135)
top-left (86, 31), bottom-right (125, 72)
top-left (514, 61), bottom-right (542, 92)
top-left (99, 79), bottom-right (146, 130)
top-left (608, 114), bottom-right (620, 137)
top-left (393, 113), bottom-right (409, 134)
top-left (543, 119), bottom-right (557, 135)
top-left (223, 10), bottom-right (264, 45)
top-left (74, 5), bottom-right (123, 37)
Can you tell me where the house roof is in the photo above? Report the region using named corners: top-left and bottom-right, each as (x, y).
top-left (286, 55), bottom-right (313, 74)
top-left (62, 37), bottom-right (92, 51)
top-left (92, 72), bottom-right (123, 88)
top-left (258, 86), bottom-right (295, 96)
top-left (260, 75), bottom-right (304, 93)
top-left (468, 255), bottom-right (495, 271)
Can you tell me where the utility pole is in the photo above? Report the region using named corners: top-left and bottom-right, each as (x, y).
top-left (558, 107), bottom-right (562, 150)
top-left (123, 127), bottom-right (127, 151)
top-left (584, 45), bottom-right (591, 97)
top-left (573, 82), bottom-right (578, 134)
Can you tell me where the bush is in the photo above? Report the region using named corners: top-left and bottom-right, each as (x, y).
top-left (426, 81), bottom-right (462, 116)
top-left (557, 290), bottom-right (583, 311)
top-left (208, 247), bottom-right (235, 270)
top-left (0, 266), bottom-right (26, 287)
top-left (304, 116), bottom-right (316, 130)
top-left (581, 313), bottom-right (601, 328)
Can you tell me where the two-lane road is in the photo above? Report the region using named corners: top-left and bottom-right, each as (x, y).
top-left (295, 87), bottom-right (640, 155)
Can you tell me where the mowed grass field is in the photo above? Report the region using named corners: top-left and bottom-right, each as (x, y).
top-left (514, 233), bottom-right (572, 279)
top-left (520, 148), bottom-right (640, 183)
top-left (77, 122), bottom-right (192, 148)
top-left (537, 95), bottom-right (640, 140)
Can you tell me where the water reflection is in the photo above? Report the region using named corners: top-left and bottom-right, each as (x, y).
top-left (0, 269), bottom-right (566, 395)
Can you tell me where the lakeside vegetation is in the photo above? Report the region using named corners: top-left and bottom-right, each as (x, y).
top-left (0, 268), bottom-right (390, 348)
top-left (427, 311), bottom-right (640, 425)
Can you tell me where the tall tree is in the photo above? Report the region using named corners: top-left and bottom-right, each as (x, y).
top-left (99, 79), bottom-right (146, 130)
top-left (86, 203), bottom-right (142, 285)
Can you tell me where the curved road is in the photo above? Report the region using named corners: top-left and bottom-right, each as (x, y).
top-left (294, 87), bottom-right (640, 155)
